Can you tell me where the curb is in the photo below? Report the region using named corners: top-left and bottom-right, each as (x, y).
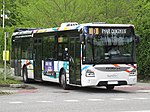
top-left (0, 84), bottom-right (36, 89)
top-left (0, 84), bottom-right (10, 87)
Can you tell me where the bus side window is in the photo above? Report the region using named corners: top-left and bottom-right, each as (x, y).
top-left (63, 48), bottom-right (69, 60)
top-left (57, 36), bottom-right (69, 61)
top-left (42, 36), bottom-right (56, 60)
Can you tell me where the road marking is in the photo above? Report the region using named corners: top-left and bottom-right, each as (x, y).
top-left (111, 98), bottom-right (127, 101)
top-left (4, 97), bottom-right (150, 105)
top-left (36, 101), bottom-right (53, 103)
top-left (136, 90), bottom-right (150, 93)
top-left (64, 100), bottom-right (79, 102)
top-left (132, 97), bottom-right (149, 100)
top-left (121, 110), bottom-right (150, 112)
top-left (88, 99), bottom-right (104, 101)
top-left (9, 101), bottom-right (23, 104)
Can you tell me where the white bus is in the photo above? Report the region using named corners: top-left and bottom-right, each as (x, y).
top-left (11, 22), bottom-right (139, 90)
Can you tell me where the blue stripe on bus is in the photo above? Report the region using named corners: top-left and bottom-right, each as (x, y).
top-left (81, 66), bottom-right (90, 72)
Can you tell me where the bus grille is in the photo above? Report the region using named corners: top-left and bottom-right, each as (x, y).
top-left (95, 67), bottom-right (130, 72)
top-left (97, 81), bottom-right (127, 86)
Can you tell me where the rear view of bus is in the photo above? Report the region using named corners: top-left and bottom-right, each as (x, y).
top-left (80, 23), bottom-right (137, 90)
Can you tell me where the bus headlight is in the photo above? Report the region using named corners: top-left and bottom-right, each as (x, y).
top-left (129, 68), bottom-right (136, 76)
top-left (86, 69), bottom-right (95, 77)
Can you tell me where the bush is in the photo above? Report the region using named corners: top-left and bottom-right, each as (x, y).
top-left (0, 70), bottom-right (22, 84)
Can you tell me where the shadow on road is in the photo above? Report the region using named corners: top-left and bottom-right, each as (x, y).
top-left (27, 81), bottom-right (134, 94)
top-left (27, 81), bottom-right (62, 89)
top-left (72, 86), bottom-right (134, 94)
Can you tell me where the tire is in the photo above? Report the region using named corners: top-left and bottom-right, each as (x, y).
top-left (22, 67), bottom-right (31, 83)
top-left (60, 70), bottom-right (70, 90)
top-left (106, 85), bottom-right (115, 90)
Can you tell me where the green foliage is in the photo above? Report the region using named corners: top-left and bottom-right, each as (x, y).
top-left (132, 0), bottom-right (150, 79)
top-left (0, 78), bottom-right (21, 84)
top-left (0, 74), bottom-right (21, 84)
top-left (0, 0), bottom-right (150, 79)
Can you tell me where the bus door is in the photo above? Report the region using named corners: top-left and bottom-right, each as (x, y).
top-left (69, 37), bottom-right (81, 85)
top-left (33, 38), bottom-right (42, 81)
top-left (14, 41), bottom-right (21, 76)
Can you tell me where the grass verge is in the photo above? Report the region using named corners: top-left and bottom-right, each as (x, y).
top-left (0, 74), bottom-right (22, 85)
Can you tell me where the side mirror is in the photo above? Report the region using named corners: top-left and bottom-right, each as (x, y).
top-left (135, 35), bottom-right (140, 44)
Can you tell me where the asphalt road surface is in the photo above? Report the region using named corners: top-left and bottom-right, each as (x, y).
top-left (0, 82), bottom-right (150, 112)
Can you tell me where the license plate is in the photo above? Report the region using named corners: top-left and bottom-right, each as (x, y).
top-left (108, 81), bottom-right (118, 84)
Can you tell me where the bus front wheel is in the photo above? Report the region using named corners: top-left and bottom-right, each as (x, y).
top-left (60, 71), bottom-right (70, 90)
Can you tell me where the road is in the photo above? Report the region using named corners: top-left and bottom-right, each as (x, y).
top-left (0, 82), bottom-right (150, 112)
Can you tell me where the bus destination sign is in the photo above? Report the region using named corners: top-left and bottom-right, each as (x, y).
top-left (101, 28), bottom-right (127, 34)
top-left (88, 27), bottom-right (132, 35)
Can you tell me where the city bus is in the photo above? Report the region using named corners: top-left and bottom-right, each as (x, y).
top-left (11, 22), bottom-right (139, 90)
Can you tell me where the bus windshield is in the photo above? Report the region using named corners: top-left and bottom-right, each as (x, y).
top-left (83, 27), bottom-right (136, 64)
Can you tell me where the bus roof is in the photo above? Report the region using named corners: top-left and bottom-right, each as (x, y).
top-left (12, 22), bottom-right (134, 37)
top-left (33, 23), bottom-right (134, 34)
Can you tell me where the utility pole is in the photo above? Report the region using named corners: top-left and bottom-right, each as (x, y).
top-left (2, 0), bottom-right (5, 29)
top-left (2, 0), bottom-right (7, 80)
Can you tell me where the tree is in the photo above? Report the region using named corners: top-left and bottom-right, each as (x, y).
top-left (0, 0), bottom-right (150, 79)
top-left (132, 0), bottom-right (150, 79)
